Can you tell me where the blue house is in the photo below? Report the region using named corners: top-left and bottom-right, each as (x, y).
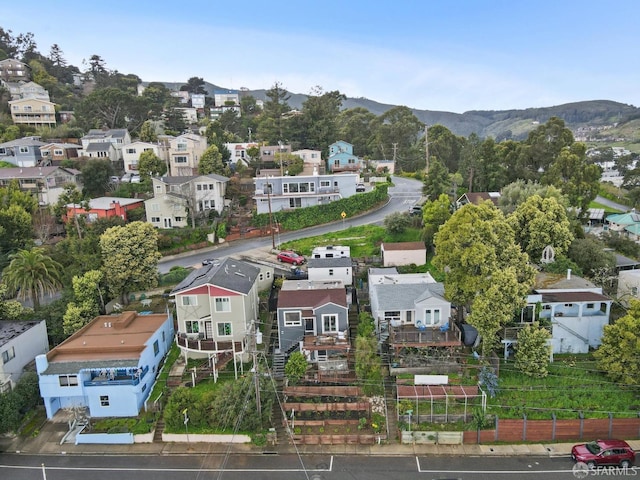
top-left (327, 140), bottom-right (362, 173)
top-left (36, 311), bottom-right (174, 419)
top-left (0, 136), bottom-right (45, 167)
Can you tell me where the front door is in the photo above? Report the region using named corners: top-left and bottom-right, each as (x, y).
top-left (305, 318), bottom-right (315, 334)
top-left (205, 321), bottom-right (213, 340)
top-left (163, 217), bottom-right (172, 228)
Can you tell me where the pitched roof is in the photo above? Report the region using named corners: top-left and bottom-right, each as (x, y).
top-left (541, 291), bottom-right (610, 303)
top-left (277, 287), bottom-right (347, 309)
top-left (0, 136), bottom-right (44, 148)
top-left (307, 257), bottom-right (352, 268)
top-left (534, 272), bottom-right (596, 290)
top-left (0, 320), bottom-right (43, 348)
top-left (383, 241), bottom-right (425, 251)
top-left (67, 197), bottom-right (144, 210)
top-left (0, 166), bottom-right (78, 179)
top-left (157, 173), bottom-right (229, 184)
top-left (459, 192), bottom-right (501, 205)
top-left (606, 212), bottom-right (640, 225)
top-left (371, 283), bottom-right (446, 311)
top-left (171, 257), bottom-right (259, 296)
top-left (85, 142), bottom-right (113, 152)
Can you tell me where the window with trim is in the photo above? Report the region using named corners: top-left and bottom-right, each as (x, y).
top-left (1, 346), bottom-right (15, 364)
top-left (153, 340), bottom-right (159, 356)
top-left (182, 295), bottom-right (197, 306)
top-left (19, 146), bottom-right (29, 153)
top-left (100, 395), bottom-right (110, 406)
top-left (289, 198), bottom-right (302, 208)
top-left (384, 311), bottom-right (401, 322)
top-left (185, 321), bottom-right (199, 333)
top-left (323, 314), bottom-right (338, 332)
top-left (59, 375), bottom-right (78, 387)
top-left (424, 309), bottom-right (441, 325)
top-left (54, 149), bottom-right (63, 156)
top-left (215, 297), bottom-right (230, 312)
top-left (151, 217), bottom-right (160, 222)
top-left (174, 156), bottom-right (187, 163)
top-left (284, 311), bottom-right (302, 326)
top-left (320, 180), bottom-right (330, 187)
top-left (126, 148), bottom-right (136, 154)
top-left (217, 322), bottom-right (232, 336)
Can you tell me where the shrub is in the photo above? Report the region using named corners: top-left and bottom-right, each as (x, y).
top-left (285, 352), bottom-right (308, 385)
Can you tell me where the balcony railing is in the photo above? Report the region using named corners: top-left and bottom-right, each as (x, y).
top-left (84, 365), bottom-right (149, 387)
top-left (176, 333), bottom-right (243, 353)
top-left (389, 322), bottom-right (462, 347)
top-left (303, 333), bottom-right (350, 351)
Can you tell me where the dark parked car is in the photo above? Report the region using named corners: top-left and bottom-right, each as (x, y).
top-left (277, 250), bottom-right (305, 265)
top-left (409, 205), bottom-right (422, 215)
top-left (571, 439), bottom-right (635, 469)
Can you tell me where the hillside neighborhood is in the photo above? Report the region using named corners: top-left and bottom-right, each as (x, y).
top-left (1, 26), bottom-right (640, 459)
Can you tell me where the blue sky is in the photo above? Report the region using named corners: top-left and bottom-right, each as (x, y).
top-left (4, 0), bottom-right (639, 113)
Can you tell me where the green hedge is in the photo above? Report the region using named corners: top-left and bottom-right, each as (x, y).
top-left (251, 185), bottom-right (388, 231)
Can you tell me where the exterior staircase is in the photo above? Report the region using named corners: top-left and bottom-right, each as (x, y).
top-left (153, 419), bottom-right (165, 443)
top-left (272, 350), bottom-right (286, 378)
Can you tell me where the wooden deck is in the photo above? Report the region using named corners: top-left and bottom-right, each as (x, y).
top-left (390, 322), bottom-right (462, 350)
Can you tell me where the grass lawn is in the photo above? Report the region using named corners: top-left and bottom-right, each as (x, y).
top-left (486, 354), bottom-right (640, 420)
top-left (588, 200), bottom-right (623, 214)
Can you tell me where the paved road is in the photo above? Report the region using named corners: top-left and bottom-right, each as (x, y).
top-left (595, 194), bottom-right (629, 212)
top-left (0, 452), bottom-right (594, 480)
top-left (158, 176), bottom-right (424, 273)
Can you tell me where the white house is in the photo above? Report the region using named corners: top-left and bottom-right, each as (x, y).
top-left (381, 241), bottom-right (427, 267)
top-left (0, 320), bottom-right (49, 393)
top-left (307, 257), bottom-right (353, 286)
top-left (616, 269), bottom-right (640, 308)
top-left (122, 141), bottom-right (165, 172)
top-left (311, 245), bottom-right (351, 259)
top-left (168, 133), bottom-right (207, 177)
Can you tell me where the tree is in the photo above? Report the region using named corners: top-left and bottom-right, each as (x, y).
top-left (514, 322), bottom-right (552, 377)
top-left (198, 145), bottom-right (229, 176)
top-left (81, 158), bottom-right (114, 197)
top-left (498, 180), bottom-right (567, 214)
top-left (509, 195), bottom-right (574, 263)
top-left (75, 87), bottom-right (149, 132)
top-left (383, 211), bottom-right (411, 235)
top-left (421, 193), bottom-right (452, 247)
top-left (336, 107), bottom-right (376, 158)
top-left (284, 351), bottom-right (308, 385)
top-left (424, 124), bottom-right (464, 173)
top-left (0, 282), bottom-right (28, 320)
top-left (297, 87), bottom-right (345, 154)
top-left (99, 222), bottom-right (162, 304)
top-left (139, 120), bottom-right (158, 143)
top-left (2, 247), bottom-right (62, 310)
top-left (257, 82), bottom-right (291, 144)
top-left (355, 333), bottom-right (383, 396)
top-left (0, 179), bottom-right (38, 214)
top-left (518, 117), bottom-right (575, 181)
top-left (372, 106), bottom-right (423, 172)
top-left (434, 202), bottom-right (535, 310)
top-left (0, 204), bottom-right (34, 264)
top-left (180, 76), bottom-right (207, 95)
top-left (274, 152), bottom-right (303, 176)
top-left (594, 300), bottom-right (640, 385)
top-left (423, 157), bottom-right (450, 199)
top-left (138, 150), bottom-right (167, 180)
top-left (567, 237), bottom-right (616, 279)
top-left (63, 270), bottom-right (104, 335)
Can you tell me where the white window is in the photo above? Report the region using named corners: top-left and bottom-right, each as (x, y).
top-left (197, 184), bottom-right (202, 191)
top-left (19, 146), bottom-right (29, 153)
top-left (126, 148), bottom-right (136, 154)
top-left (215, 297), bottom-right (230, 312)
top-left (174, 156), bottom-right (187, 163)
top-left (323, 314), bottom-right (338, 333)
top-left (151, 204), bottom-right (160, 211)
top-left (182, 295), bottom-right (197, 306)
top-left (424, 309), bottom-right (441, 325)
top-left (284, 311), bottom-right (302, 326)
top-left (54, 149), bottom-right (63, 156)
top-left (289, 198), bottom-right (301, 208)
top-left (320, 180), bottom-right (330, 187)
top-left (185, 321), bottom-right (199, 333)
top-left (151, 217), bottom-right (160, 223)
top-left (59, 375), bottom-right (78, 387)
top-left (100, 395), bottom-right (110, 406)
top-left (1, 346), bottom-right (15, 364)
top-left (177, 143), bottom-right (187, 151)
top-left (217, 322), bottom-right (232, 336)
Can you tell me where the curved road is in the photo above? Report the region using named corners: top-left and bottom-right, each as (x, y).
top-left (158, 176), bottom-right (423, 273)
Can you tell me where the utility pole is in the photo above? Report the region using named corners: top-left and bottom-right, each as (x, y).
top-left (425, 124), bottom-right (430, 174)
top-left (251, 321), bottom-right (262, 424)
top-left (266, 179), bottom-right (275, 249)
top-left (392, 143), bottom-right (398, 173)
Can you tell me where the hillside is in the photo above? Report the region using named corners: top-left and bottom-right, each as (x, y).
top-left (158, 81), bottom-right (640, 144)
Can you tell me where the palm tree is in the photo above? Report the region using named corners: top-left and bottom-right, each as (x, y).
top-left (2, 247), bottom-right (63, 310)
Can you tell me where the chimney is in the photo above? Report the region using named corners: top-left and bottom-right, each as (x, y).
top-left (567, 268), bottom-right (572, 280)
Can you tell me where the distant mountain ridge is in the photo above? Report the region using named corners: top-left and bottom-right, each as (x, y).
top-left (162, 80), bottom-right (640, 140)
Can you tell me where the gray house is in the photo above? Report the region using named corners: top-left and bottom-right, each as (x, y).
top-left (276, 283), bottom-right (349, 367)
top-left (0, 136), bottom-right (45, 167)
top-left (307, 257), bottom-right (353, 286)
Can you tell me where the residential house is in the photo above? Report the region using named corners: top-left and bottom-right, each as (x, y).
top-left (170, 90), bottom-right (190, 104)
top-left (176, 107), bottom-right (198, 124)
top-left (36, 311), bottom-right (174, 419)
top-left (0, 166), bottom-right (81, 205)
top-left (617, 269), bottom-right (640, 308)
top-left (66, 197), bottom-right (144, 223)
top-left (0, 320), bottom-right (48, 393)
top-left (168, 133), bottom-right (207, 176)
top-left (311, 245), bottom-right (351, 259)
top-left (369, 159), bottom-right (395, 174)
top-left (224, 142), bottom-right (258, 168)
top-left (605, 211), bottom-right (640, 233)
top-left (456, 192), bottom-right (501, 209)
top-left (510, 271), bottom-right (613, 355)
top-left (307, 257), bottom-right (353, 286)
top-left (213, 89), bottom-right (239, 107)
top-left (122, 141), bottom-right (166, 172)
top-left (15, 81), bottom-right (49, 100)
top-left (191, 94), bottom-right (206, 109)
top-left (171, 258), bottom-right (273, 377)
top-left (327, 140), bottom-right (362, 173)
top-left (253, 173), bottom-right (358, 214)
top-left (145, 174), bottom-right (228, 229)
top-left (368, 268), bottom-right (459, 354)
top-left (0, 59), bottom-right (29, 82)
top-left (0, 136), bottom-right (45, 167)
top-left (381, 241), bottom-right (427, 267)
top-left (84, 142), bottom-right (118, 163)
top-left (259, 144), bottom-right (292, 170)
top-left (292, 149), bottom-right (323, 166)
top-left (276, 282), bottom-right (350, 374)
top-left (9, 98), bottom-right (57, 128)
top-left (39, 142), bottom-right (82, 164)
top-left (81, 129), bottom-right (132, 163)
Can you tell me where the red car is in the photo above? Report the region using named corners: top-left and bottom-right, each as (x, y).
top-left (277, 250), bottom-right (305, 265)
top-left (571, 439), bottom-right (635, 469)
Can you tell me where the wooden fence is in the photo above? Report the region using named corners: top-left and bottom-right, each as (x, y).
top-left (463, 416), bottom-right (640, 444)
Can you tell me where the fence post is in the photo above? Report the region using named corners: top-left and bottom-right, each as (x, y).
top-left (608, 412), bottom-right (613, 439)
top-left (579, 411), bottom-right (584, 439)
top-left (522, 413), bottom-right (527, 442)
top-left (495, 415), bottom-right (499, 442)
top-left (551, 413), bottom-right (556, 441)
